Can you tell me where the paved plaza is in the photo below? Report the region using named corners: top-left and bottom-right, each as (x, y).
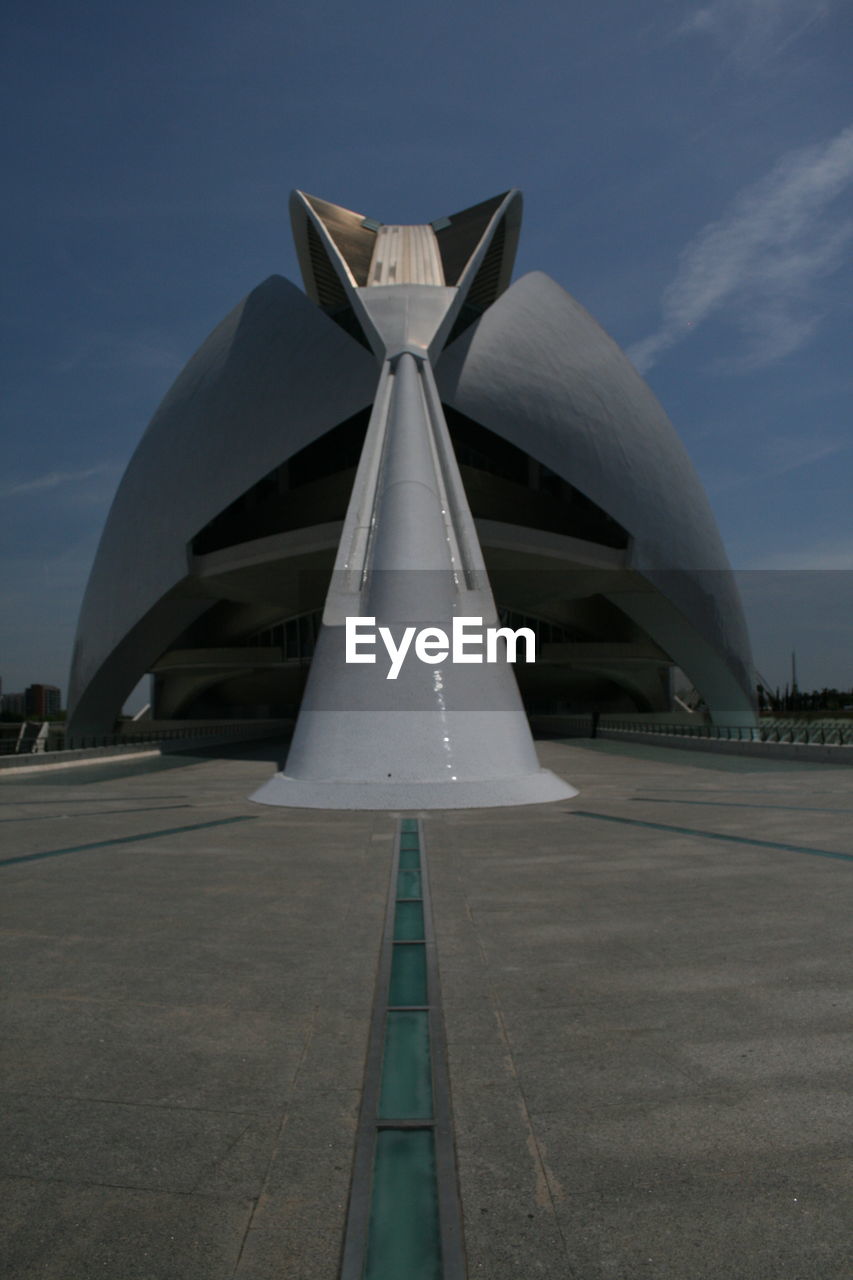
top-left (1, 738), bottom-right (851, 1278)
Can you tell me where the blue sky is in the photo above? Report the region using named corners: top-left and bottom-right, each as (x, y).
top-left (1, 0), bottom-right (851, 703)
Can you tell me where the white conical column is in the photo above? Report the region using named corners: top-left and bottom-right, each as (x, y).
top-left (251, 346), bottom-right (576, 809)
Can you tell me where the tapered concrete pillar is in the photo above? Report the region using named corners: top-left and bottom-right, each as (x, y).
top-left (252, 279), bottom-right (576, 808)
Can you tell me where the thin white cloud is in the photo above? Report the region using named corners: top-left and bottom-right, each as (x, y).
top-left (1, 463), bottom-right (119, 499)
top-left (679, 0), bottom-right (832, 69)
top-left (628, 124), bottom-right (853, 373)
top-left (704, 436), bottom-right (846, 496)
top-left (740, 541), bottom-right (853, 570)
top-left (765, 437), bottom-right (846, 478)
top-left (55, 332), bottom-right (185, 375)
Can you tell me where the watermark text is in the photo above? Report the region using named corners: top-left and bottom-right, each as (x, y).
top-left (345, 616), bottom-right (535, 679)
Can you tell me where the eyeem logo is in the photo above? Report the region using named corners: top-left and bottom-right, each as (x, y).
top-left (345, 616), bottom-right (536, 680)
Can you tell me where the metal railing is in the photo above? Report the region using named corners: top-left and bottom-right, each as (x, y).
top-left (599, 718), bottom-right (853, 747)
top-left (0, 721), bottom-right (290, 757)
top-left (4, 714), bottom-right (851, 759)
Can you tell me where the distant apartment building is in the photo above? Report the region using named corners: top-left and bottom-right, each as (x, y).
top-left (2, 690), bottom-right (25, 716)
top-left (24, 685), bottom-right (62, 719)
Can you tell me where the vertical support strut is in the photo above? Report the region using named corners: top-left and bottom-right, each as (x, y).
top-left (251, 199), bottom-right (577, 809)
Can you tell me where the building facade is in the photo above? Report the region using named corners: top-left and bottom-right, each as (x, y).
top-left (1, 685), bottom-right (60, 720)
top-left (25, 684), bottom-right (62, 720)
top-left (68, 190), bottom-right (755, 807)
top-left (2, 692), bottom-right (26, 718)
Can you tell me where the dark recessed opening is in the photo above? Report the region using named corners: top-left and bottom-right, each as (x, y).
top-left (191, 407), bottom-right (371, 556)
top-left (444, 405), bottom-right (629, 548)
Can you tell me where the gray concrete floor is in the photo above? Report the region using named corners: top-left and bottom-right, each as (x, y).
top-left (0, 739), bottom-right (850, 1278)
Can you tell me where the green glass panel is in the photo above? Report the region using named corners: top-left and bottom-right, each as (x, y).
top-left (398, 846), bottom-right (420, 870)
top-left (364, 1129), bottom-right (441, 1280)
top-left (400, 819), bottom-right (419, 834)
top-left (397, 869), bottom-right (422, 898)
top-left (378, 1012), bottom-right (432, 1119)
top-left (389, 944), bottom-right (427, 1006)
top-left (394, 900), bottom-right (425, 941)
top-left (400, 832), bottom-right (420, 852)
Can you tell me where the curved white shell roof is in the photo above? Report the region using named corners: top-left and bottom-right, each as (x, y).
top-left (437, 271), bottom-right (754, 711)
top-left (68, 258), bottom-right (754, 736)
top-left (68, 275), bottom-right (376, 731)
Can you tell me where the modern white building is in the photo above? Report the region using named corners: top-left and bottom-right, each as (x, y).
top-left (68, 189), bottom-right (755, 807)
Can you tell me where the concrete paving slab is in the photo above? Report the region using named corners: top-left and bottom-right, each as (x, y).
top-left (427, 737), bottom-right (853, 1278)
top-left (0, 994), bottom-right (312, 1110)
top-left (0, 744), bottom-right (391, 1278)
top-left (0, 1179), bottom-right (252, 1280)
top-left (259, 1089), bottom-right (361, 1201)
top-left (459, 1189), bottom-right (571, 1280)
top-left (1, 735), bottom-right (851, 1277)
top-left (543, 1168), bottom-right (852, 1280)
top-left (507, 1043), bottom-right (702, 1115)
top-left (0, 1091), bottom-right (266, 1193)
top-left (233, 1195), bottom-right (345, 1280)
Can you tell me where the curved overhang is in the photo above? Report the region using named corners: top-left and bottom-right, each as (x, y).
top-left (289, 188), bottom-right (524, 360)
top-left (290, 188), bottom-right (522, 302)
top-left (68, 198), bottom-right (756, 744)
top-left (435, 271), bottom-right (755, 721)
top-left (68, 274), bottom-right (376, 735)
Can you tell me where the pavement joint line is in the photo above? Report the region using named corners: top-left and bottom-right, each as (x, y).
top-left (341, 817), bottom-right (465, 1280)
top-left (0, 815), bottom-right (258, 867)
top-left (189, 1119), bottom-right (256, 1197)
top-left (570, 809), bottom-right (853, 862)
top-left (632, 796), bottom-right (853, 815)
top-left (630, 778), bottom-right (845, 788)
top-left (0, 1171), bottom-right (250, 1200)
top-left (0, 803), bottom-right (193, 824)
top-left (0, 795), bottom-right (183, 805)
top-left (339, 822), bottom-right (414, 1279)
top-left (0, 750), bottom-right (163, 775)
top-left (228, 812), bottom-right (382, 1279)
top-left (443, 823), bottom-right (576, 1272)
top-left (0, 1088), bottom-right (276, 1116)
